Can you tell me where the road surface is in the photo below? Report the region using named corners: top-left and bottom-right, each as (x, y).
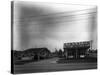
top-left (14, 57), bottom-right (97, 74)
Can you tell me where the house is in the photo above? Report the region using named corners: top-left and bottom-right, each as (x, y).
top-left (23, 47), bottom-right (51, 60)
top-left (63, 41), bottom-right (91, 59)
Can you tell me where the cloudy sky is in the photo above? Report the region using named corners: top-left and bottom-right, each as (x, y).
top-left (13, 1), bottom-right (97, 51)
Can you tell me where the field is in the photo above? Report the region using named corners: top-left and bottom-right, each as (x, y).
top-left (13, 57), bottom-right (97, 74)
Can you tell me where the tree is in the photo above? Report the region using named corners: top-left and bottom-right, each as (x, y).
top-left (58, 49), bottom-right (63, 57)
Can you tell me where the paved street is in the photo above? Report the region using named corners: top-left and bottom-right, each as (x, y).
top-left (14, 57), bottom-right (97, 74)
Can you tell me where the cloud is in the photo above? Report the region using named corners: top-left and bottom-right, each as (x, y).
top-left (13, 1), bottom-right (97, 51)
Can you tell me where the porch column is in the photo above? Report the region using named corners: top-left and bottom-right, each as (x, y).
top-left (37, 54), bottom-right (40, 61)
top-left (65, 50), bottom-right (68, 59)
top-left (76, 49), bottom-right (78, 59)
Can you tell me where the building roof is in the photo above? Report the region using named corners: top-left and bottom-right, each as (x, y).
top-left (24, 48), bottom-right (50, 54)
top-left (64, 41), bottom-right (91, 49)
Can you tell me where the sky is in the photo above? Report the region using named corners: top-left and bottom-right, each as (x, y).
top-left (13, 1), bottom-right (97, 51)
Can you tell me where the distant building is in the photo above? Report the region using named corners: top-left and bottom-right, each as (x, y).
top-left (63, 41), bottom-right (91, 59)
top-left (23, 48), bottom-right (51, 60)
top-left (13, 50), bottom-right (23, 60)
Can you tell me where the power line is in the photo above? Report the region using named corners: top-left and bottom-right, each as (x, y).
top-left (14, 12), bottom-right (96, 24)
